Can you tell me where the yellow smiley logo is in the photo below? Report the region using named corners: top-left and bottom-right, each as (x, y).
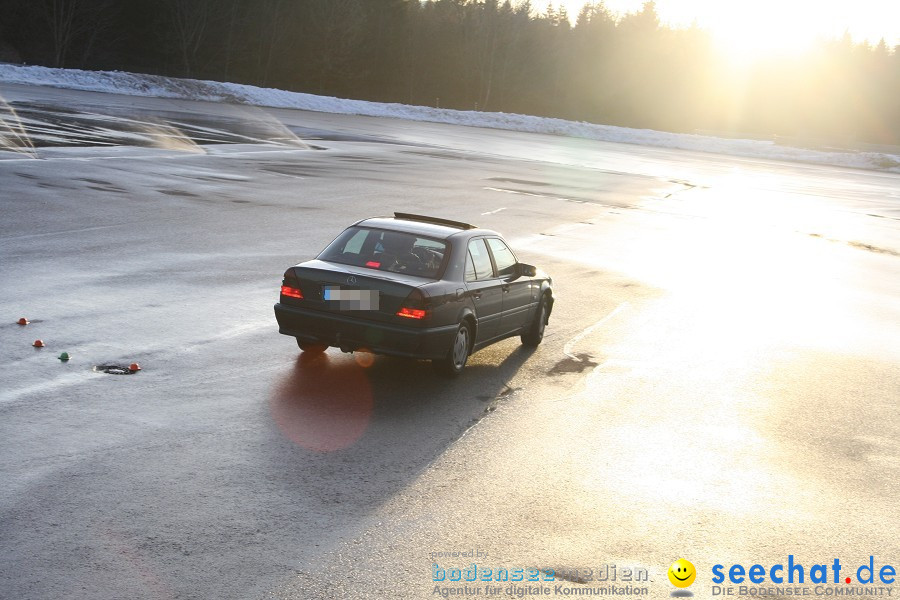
top-left (668, 558), bottom-right (696, 588)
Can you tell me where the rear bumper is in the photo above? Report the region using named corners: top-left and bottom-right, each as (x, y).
top-left (274, 303), bottom-right (457, 360)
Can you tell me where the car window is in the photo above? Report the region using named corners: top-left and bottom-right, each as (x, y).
top-left (341, 229), bottom-right (368, 254)
top-left (318, 226), bottom-right (447, 278)
top-left (467, 239), bottom-right (494, 281)
top-left (414, 238), bottom-right (445, 252)
top-left (486, 237), bottom-right (517, 277)
top-left (465, 250), bottom-right (477, 282)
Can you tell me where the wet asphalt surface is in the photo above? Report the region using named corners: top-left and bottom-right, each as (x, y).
top-left (1, 83), bottom-right (899, 600)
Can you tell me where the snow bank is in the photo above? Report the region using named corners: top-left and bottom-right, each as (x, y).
top-left (1, 63), bottom-right (898, 172)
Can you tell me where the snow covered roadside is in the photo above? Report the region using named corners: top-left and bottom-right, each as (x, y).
top-left (1, 63), bottom-right (899, 172)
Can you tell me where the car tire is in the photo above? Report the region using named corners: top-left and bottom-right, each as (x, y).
top-left (521, 295), bottom-right (548, 347)
top-left (433, 321), bottom-right (472, 377)
top-left (296, 339), bottom-right (328, 353)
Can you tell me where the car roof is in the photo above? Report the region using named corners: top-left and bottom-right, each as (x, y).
top-left (354, 215), bottom-right (500, 241)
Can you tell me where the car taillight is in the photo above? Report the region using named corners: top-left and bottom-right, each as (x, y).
top-left (281, 285), bottom-right (303, 299)
top-left (396, 307), bottom-right (427, 319)
top-left (397, 289), bottom-right (429, 319)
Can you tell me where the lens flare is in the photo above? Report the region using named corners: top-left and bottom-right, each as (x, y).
top-left (354, 351), bottom-right (376, 368)
top-left (269, 354), bottom-right (374, 452)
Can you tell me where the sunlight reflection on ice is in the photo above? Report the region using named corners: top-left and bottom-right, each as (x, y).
top-left (0, 95), bottom-right (37, 157)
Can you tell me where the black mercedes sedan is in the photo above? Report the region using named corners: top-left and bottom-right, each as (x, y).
top-left (274, 213), bottom-right (553, 375)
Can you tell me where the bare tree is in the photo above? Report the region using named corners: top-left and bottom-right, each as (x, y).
top-left (223, 0), bottom-right (240, 80)
top-left (169, 0), bottom-right (211, 77)
top-left (305, 0), bottom-right (366, 94)
top-left (257, 0), bottom-right (288, 87)
top-left (40, 0), bottom-right (114, 67)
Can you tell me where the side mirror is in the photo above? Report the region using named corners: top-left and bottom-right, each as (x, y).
top-left (517, 263), bottom-right (537, 277)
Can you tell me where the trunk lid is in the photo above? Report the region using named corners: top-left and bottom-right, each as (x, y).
top-left (281, 259), bottom-right (430, 324)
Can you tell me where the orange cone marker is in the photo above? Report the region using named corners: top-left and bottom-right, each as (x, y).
top-left (17, 317), bottom-right (29, 325)
top-left (33, 339), bottom-right (45, 347)
top-left (129, 363), bottom-right (141, 371)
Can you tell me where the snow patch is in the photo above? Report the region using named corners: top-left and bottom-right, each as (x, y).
top-left (1, 63), bottom-right (898, 173)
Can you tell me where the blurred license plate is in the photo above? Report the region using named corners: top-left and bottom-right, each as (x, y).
top-left (323, 286), bottom-right (379, 310)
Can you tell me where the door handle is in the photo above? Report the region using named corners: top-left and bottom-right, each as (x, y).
top-left (502, 283), bottom-right (510, 293)
top-left (472, 291), bottom-right (482, 300)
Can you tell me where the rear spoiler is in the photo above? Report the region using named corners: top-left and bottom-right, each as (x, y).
top-left (393, 212), bottom-right (476, 230)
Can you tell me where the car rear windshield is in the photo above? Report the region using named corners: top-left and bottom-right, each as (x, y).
top-left (318, 227), bottom-right (449, 279)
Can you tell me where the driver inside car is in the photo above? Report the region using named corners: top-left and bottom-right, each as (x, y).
top-left (377, 232), bottom-right (418, 272)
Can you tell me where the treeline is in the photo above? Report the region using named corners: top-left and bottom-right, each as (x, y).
top-left (1, 0), bottom-right (898, 145)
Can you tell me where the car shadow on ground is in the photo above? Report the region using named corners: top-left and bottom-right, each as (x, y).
top-left (266, 344), bottom-right (535, 509)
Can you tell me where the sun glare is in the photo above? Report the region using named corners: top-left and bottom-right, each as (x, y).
top-left (537, 0), bottom-right (898, 62)
top-left (705, 3), bottom-right (820, 64)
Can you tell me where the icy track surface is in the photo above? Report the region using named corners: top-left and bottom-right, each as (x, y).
top-left (1, 62), bottom-right (898, 173)
top-left (1, 81), bottom-right (898, 600)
